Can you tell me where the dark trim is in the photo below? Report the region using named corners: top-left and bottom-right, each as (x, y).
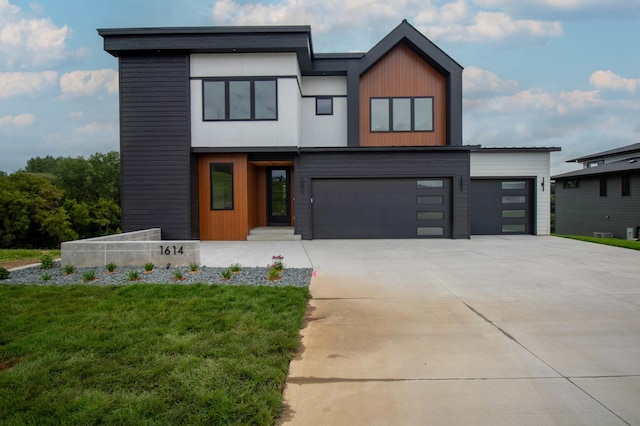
top-left (473, 147), bottom-right (561, 153)
top-left (191, 146), bottom-right (300, 154)
top-left (300, 145), bottom-right (474, 153)
top-left (346, 60), bottom-right (360, 147)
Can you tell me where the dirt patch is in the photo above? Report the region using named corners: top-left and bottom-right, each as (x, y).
top-left (0, 259), bottom-right (40, 270)
top-left (0, 356), bottom-right (23, 371)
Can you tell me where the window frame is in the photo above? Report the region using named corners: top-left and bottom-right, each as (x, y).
top-left (202, 78), bottom-right (278, 122)
top-left (370, 96), bottom-right (434, 133)
top-left (315, 97), bottom-right (333, 115)
top-left (622, 174), bottom-right (631, 197)
top-left (210, 163), bottom-right (234, 211)
top-left (599, 177), bottom-right (607, 197)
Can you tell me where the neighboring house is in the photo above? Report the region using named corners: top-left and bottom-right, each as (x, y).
top-left (99, 20), bottom-right (559, 241)
top-left (553, 143), bottom-right (640, 239)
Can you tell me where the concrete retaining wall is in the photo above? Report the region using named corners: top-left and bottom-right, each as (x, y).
top-left (61, 228), bottom-right (200, 267)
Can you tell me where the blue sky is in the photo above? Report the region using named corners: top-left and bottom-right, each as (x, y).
top-left (1, 0), bottom-right (639, 174)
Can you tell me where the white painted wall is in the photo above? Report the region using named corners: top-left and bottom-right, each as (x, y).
top-left (191, 53), bottom-right (300, 78)
top-left (471, 151), bottom-right (552, 235)
top-left (299, 76), bottom-right (348, 147)
top-left (190, 78), bottom-right (300, 148)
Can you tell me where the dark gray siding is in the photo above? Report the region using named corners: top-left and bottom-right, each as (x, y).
top-left (294, 150), bottom-right (470, 239)
top-left (119, 54), bottom-right (192, 239)
top-left (555, 172), bottom-right (640, 238)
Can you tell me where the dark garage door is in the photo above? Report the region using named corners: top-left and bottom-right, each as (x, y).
top-left (311, 178), bottom-right (451, 239)
top-left (471, 179), bottom-right (534, 235)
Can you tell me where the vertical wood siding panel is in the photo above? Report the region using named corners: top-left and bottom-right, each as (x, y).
top-left (119, 54), bottom-right (192, 240)
top-left (359, 44), bottom-right (447, 147)
top-left (198, 154), bottom-right (250, 240)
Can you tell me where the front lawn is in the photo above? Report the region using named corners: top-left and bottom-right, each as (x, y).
top-left (554, 234), bottom-right (640, 251)
top-left (0, 249), bottom-right (61, 269)
top-left (0, 284), bottom-right (309, 425)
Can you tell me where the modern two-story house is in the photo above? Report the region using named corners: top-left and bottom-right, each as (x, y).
top-left (553, 143), bottom-right (640, 239)
top-left (99, 20), bottom-right (558, 240)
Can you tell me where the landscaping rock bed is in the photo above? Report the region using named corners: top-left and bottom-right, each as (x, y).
top-left (2, 264), bottom-right (312, 287)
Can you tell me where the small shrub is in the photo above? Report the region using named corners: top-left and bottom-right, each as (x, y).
top-left (128, 271), bottom-right (140, 281)
top-left (229, 263), bottom-right (241, 273)
top-left (40, 253), bottom-right (54, 270)
top-left (144, 262), bottom-right (154, 272)
top-left (82, 270), bottom-right (96, 282)
top-left (269, 255), bottom-right (284, 271)
top-left (189, 262), bottom-right (199, 272)
top-left (267, 267), bottom-right (281, 281)
top-left (41, 273), bottom-right (51, 281)
top-left (221, 269), bottom-right (232, 280)
top-left (106, 262), bottom-right (117, 273)
top-left (63, 265), bottom-right (75, 275)
top-left (173, 269), bottom-right (184, 281)
top-left (0, 267), bottom-right (9, 280)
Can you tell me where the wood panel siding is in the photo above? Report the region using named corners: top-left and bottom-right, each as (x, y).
top-left (359, 43), bottom-right (447, 147)
top-left (199, 153), bottom-right (250, 240)
top-left (119, 54), bottom-right (193, 240)
top-left (295, 150), bottom-right (470, 239)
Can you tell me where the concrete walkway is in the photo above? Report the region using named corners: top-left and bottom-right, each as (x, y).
top-left (202, 236), bottom-right (640, 425)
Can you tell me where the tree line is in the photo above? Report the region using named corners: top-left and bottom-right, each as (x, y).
top-left (0, 152), bottom-right (120, 249)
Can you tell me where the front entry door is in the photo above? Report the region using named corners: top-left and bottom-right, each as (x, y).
top-left (267, 167), bottom-right (291, 226)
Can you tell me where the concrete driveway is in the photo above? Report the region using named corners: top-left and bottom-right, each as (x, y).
top-left (200, 236), bottom-right (640, 424)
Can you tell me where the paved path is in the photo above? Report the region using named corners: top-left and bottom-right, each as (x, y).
top-left (200, 236), bottom-right (640, 424)
top-left (275, 236), bottom-right (640, 425)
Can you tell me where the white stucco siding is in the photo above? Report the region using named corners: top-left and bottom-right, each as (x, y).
top-left (190, 53), bottom-right (300, 77)
top-left (300, 76), bottom-right (347, 96)
top-left (190, 78), bottom-right (300, 148)
top-left (300, 97), bottom-right (348, 147)
top-left (471, 151), bottom-right (552, 235)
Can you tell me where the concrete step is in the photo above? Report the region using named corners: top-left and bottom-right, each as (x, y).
top-left (247, 227), bottom-right (301, 241)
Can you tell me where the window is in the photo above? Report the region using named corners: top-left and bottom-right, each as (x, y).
top-left (563, 180), bottom-right (579, 189)
top-left (203, 79), bottom-right (277, 121)
top-left (502, 195), bottom-right (526, 204)
top-left (316, 97), bottom-right (333, 115)
top-left (210, 163), bottom-right (234, 210)
top-left (599, 177), bottom-right (607, 197)
top-left (417, 211), bottom-right (444, 220)
top-left (502, 181), bottom-right (526, 190)
top-left (417, 196), bottom-right (443, 204)
top-left (502, 224), bottom-right (526, 233)
top-left (370, 97), bottom-right (434, 132)
top-left (622, 174), bottom-right (631, 197)
top-left (417, 179), bottom-right (443, 189)
top-left (417, 227), bottom-right (444, 236)
top-left (502, 210), bottom-right (526, 218)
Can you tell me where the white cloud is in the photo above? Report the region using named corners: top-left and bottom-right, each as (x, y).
top-left (474, 0), bottom-right (640, 12)
top-left (0, 70), bottom-right (57, 98)
top-left (589, 70), bottom-right (640, 93)
top-left (417, 10), bottom-right (562, 43)
top-left (0, 0), bottom-right (71, 69)
top-left (74, 121), bottom-right (118, 134)
top-left (464, 66), bottom-right (518, 96)
top-left (59, 69), bottom-right (118, 97)
top-left (466, 88), bottom-right (600, 114)
top-left (0, 113), bottom-right (35, 127)
top-left (69, 111), bottom-right (84, 119)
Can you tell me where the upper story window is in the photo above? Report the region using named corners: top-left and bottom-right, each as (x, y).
top-left (316, 97), bottom-right (333, 115)
top-left (203, 78), bottom-right (277, 121)
top-left (370, 97), bottom-right (433, 132)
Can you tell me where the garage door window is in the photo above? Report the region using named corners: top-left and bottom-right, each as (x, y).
top-left (417, 227), bottom-right (444, 236)
top-left (502, 195), bottom-right (526, 204)
top-left (502, 224), bottom-right (526, 233)
top-left (501, 181), bottom-right (526, 190)
top-left (502, 210), bottom-right (526, 218)
top-left (417, 179), bottom-right (443, 189)
top-left (417, 211), bottom-right (444, 220)
top-left (417, 195), bottom-right (443, 204)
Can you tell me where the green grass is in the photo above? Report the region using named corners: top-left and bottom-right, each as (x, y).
top-left (554, 234), bottom-right (640, 251)
top-left (0, 249), bottom-right (61, 263)
top-left (0, 284), bottom-right (309, 425)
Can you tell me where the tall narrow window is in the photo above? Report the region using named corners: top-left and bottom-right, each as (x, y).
top-left (370, 98), bottom-right (389, 131)
top-left (622, 174), bottom-right (631, 197)
top-left (210, 163), bottom-right (234, 210)
top-left (254, 80), bottom-right (277, 119)
top-left (600, 177), bottom-right (607, 197)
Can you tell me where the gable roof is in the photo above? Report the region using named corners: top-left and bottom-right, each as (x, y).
top-left (358, 20), bottom-right (463, 76)
top-left (567, 142), bottom-right (640, 163)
